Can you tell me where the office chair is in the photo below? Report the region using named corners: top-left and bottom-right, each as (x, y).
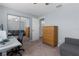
top-left (7, 20), bottom-right (25, 56)
top-left (7, 30), bottom-right (24, 56)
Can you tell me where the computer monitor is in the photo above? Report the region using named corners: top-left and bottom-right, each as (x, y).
top-left (0, 31), bottom-right (7, 42)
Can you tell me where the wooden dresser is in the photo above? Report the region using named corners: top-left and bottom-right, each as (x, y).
top-left (42, 26), bottom-right (58, 47)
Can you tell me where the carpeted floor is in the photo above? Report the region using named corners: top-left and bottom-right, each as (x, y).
top-left (21, 37), bottom-right (60, 56)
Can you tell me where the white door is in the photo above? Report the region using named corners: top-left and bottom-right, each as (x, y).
top-left (32, 18), bottom-right (40, 41)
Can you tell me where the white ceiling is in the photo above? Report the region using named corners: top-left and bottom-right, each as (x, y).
top-left (0, 3), bottom-right (63, 17)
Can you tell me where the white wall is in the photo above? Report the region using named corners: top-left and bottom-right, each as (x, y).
top-left (0, 7), bottom-right (7, 31)
top-left (44, 4), bottom-right (79, 46)
top-left (32, 17), bottom-right (40, 41)
top-left (0, 9), bottom-right (2, 25)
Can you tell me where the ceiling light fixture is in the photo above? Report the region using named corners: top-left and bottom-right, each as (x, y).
top-left (33, 3), bottom-right (50, 6)
top-left (56, 4), bottom-right (62, 8)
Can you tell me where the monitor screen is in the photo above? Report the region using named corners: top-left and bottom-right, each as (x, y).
top-left (0, 31), bottom-right (7, 42)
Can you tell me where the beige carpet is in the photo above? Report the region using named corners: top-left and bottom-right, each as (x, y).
top-left (21, 37), bottom-right (60, 56)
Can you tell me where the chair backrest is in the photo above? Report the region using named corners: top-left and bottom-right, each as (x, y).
top-left (18, 30), bottom-right (24, 43)
top-left (0, 24), bottom-right (3, 30)
top-left (18, 20), bottom-right (24, 44)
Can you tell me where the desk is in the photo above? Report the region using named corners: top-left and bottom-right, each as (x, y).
top-left (0, 36), bottom-right (21, 56)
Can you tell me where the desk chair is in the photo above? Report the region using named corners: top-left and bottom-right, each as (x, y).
top-left (7, 30), bottom-right (24, 56)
